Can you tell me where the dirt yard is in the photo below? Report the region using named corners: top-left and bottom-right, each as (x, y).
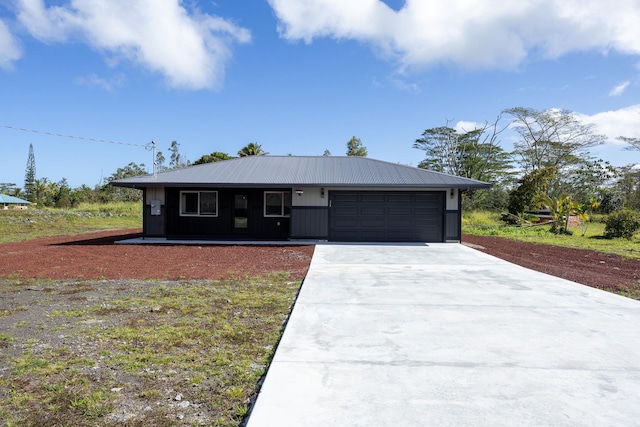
top-left (1, 230), bottom-right (639, 425)
top-left (0, 230), bottom-right (314, 281)
top-left (0, 230), bottom-right (640, 290)
top-left (1, 229), bottom-right (639, 292)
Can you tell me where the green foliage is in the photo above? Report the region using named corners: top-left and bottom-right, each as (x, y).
top-left (604, 209), bottom-right (640, 240)
top-left (597, 189), bottom-right (623, 214)
top-left (24, 144), bottom-right (36, 202)
top-left (100, 162), bottom-right (146, 202)
top-left (463, 210), bottom-right (640, 260)
top-left (168, 140), bottom-right (190, 168)
top-left (505, 107), bottom-right (605, 173)
top-left (193, 151), bottom-right (235, 165)
top-left (414, 121), bottom-right (512, 183)
top-left (0, 203), bottom-right (142, 243)
top-left (238, 142), bottom-right (268, 157)
top-left (537, 194), bottom-right (574, 235)
top-left (0, 276), bottom-right (301, 426)
top-left (346, 136), bottom-right (367, 157)
top-left (504, 166), bottom-right (557, 219)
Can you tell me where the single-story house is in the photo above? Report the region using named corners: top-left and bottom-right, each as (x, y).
top-left (0, 194), bottom-right (31, 210)
top-left (110, 156), bottom-right (491, 243)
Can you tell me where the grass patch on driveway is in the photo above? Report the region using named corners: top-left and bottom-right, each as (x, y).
top-left (0, 274), bottom-right (300, 426)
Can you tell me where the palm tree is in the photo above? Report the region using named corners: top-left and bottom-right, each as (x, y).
top-left (238, 142), bottom-right (268, 157)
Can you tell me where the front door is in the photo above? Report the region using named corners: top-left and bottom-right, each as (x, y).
top-left (234, 194), bottom-right (249, 234)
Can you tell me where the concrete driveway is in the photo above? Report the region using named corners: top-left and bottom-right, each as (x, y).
top-left (246, 243), bottom-right (640, 426)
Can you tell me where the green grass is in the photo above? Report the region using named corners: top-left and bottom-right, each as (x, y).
top-left (0, 202), bottom-right (142, 243)
top-left (0, 276), bottom-right (300, 426)
top-left (462, 210), bottom-right (640, 260)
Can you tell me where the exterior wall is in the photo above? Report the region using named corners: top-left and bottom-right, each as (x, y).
top-left (143, 187), bottom-right (166, 237)
top-left (163, 187), bottom-right (290, 240)
top-left (290, 207), bottom-right (329, 239)
top-left (141, 185), bottom-right (463, 242)
top-left (445, 188), bottom-right (461, 242)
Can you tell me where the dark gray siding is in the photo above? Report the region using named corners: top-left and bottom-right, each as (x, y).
top-left (290, 207), bottom-right (329, 239)
top-left (164, 188), bottom-right (290, 240)
top-left (445, 211), bottom-right (461, 241)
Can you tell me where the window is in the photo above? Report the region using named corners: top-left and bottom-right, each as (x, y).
top-left (180, 191), bottom-right (218, 216)
top-left (264, 191), bottom-right (291, 217)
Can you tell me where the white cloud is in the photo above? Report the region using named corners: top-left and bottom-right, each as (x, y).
top-left (455, 121), bottom-right (483, 133)
top-left (579, 104), bottom-right (640, 144)
top-left (609, 81), bottom-right (630, 96)
top-left (16, 0), bottom-right (251, 89)
top-left (75, 73), bottom-right (125, 91)
top-left (267, 0), bottom-right (640, 71)
top-left (0, 19), bottom-right (22, 69)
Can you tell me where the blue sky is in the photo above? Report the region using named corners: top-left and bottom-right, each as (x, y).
top-left (1, 0), bottom-right (640, 188)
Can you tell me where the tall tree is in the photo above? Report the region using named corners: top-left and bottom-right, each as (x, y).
top-left (193, 151), bottom-right (235, 165)
top-left (414, 119), bottom-right (513, 210)
top-left (238, 142), bottom-right (268, 157)
top-left (24, 143), bottom-right (36, 202)
top-left (413, 117), bottom-right (511, 183)
top-left (168, 140), bottom-right (189, 168)
top-left (505, 107), bottom-right (605, 173)
top-left (155, 150), bottom-right (166, 172)
top-left (346, 136), bottom-right (367, 157)
top-left (101, 162), bottom-right (147, 202)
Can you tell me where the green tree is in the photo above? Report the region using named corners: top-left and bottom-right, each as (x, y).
top-left (414, 119), bottom-right (512, 183)
top-left (155, 150), bottom-right (166, 172)
top-left (505, 107), bottom-right (605, 173)
top-left (101, 162), bottom-right (147, 202)
top-left (24, 143), bottom-right (36, 202)
top-left (52, 178), bottom-right (75, 208)
top-left (611, 165), bottom-right (640, 210)
top-left (504, 166), bottom-right (557, 220)
top-left (414, 118), bottom-right (513, 209)
top-left (346, 136), bottom-right (367, 157)
top-left (193, 151), bottom-right (235, 165)
top-left (168, 141), bottom-right (189, 168)
top-left (238, 142), bottom-right (268, 157)
top-left (32, 177), bottom-right (49, 206)
top-left (0, 183), bottom-right (19, 196)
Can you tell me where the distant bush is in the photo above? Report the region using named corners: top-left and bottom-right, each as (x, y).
top-left (604, 209), bottom-right (640, 240)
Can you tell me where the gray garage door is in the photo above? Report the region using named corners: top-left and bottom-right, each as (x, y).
top-left (329, 191), bottom-right (444, 242)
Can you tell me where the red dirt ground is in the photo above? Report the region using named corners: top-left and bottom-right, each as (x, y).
top-left (1, 230), bottom-right (639, 294)
top-left (462, 233), bottom-right (640, 293)
top-left (0, 229), bottom-right (314, 281)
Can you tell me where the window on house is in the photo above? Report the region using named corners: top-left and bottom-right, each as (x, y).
top-left (264, 191), bottom-right (291, 217)
top-left (180, 191), bottom-right (218, 216)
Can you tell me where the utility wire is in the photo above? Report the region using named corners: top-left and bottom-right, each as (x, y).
top-left (0, 123), bottom-right (146, 147)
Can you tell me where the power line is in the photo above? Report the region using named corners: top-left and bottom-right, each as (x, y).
top-left (0, 123), bottom-right (146, 147)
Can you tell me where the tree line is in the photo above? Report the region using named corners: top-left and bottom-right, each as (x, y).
top-left (1, 137), bottom-right (369, 208)
top-left (413, 107), bottom-right (639, 220)
top-left (5, 107), bottom-right (637, 220)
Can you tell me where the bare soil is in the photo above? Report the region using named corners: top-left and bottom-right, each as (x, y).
top-left (1, 229), bottom-right (639, 292)
top-left (1, 230), bottom-right (639, 425)
top-left (0, 229), bottom-right (314, 281)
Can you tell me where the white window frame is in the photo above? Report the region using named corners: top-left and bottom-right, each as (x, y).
top-left (180, 191), bottom-right (218, 217)
top-left (264, 191), bottom-right (291, 217)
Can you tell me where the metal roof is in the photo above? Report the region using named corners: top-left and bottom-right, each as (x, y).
top-left (111, 156), bottom-right (492, 189)
top-left (0, 194), bottom-right (31, 204)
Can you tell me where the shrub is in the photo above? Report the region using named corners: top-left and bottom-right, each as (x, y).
top-left (604, 209), bottom-right (640, 239)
